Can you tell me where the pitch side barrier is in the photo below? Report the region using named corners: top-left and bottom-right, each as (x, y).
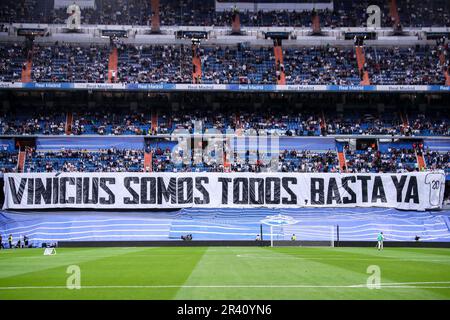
top-left (1, 135), bottom-right (450, 140)
top-left (3, 171), bottom-right (446, 211)
top-left (56, 240), bottom-right (450, 248)
top-left (0, 82), bottom-right (449, 92)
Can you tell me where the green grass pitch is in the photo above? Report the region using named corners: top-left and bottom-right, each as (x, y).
top-left (0, 246), bottom-right (449, 300)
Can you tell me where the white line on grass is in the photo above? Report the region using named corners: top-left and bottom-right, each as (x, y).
top-left (1, 281), bottom-right (450, 290)
top-left (235, 254), bottom-right (450, 262)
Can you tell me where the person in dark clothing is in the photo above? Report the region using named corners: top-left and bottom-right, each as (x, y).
top-left (0, 234), bottom-right (3, 249)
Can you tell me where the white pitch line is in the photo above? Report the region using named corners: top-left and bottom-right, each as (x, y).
top-left (1, 282), bottom-right (450, 290)
top-left (235, 254), bottom-right (450, 262)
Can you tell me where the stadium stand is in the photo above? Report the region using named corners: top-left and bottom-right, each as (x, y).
top-left (1, 0), bottom-right (449, 27)
top-left (0, 43), bottom-right (24, 82)
top-left (0, 150), bottom-right (17, 173)
top-left (201, 45), bottom-right (276, 84)
top-left (365, 46), bottom-right (445, 85)
top-left (26, 148), bottom-right (144, 173)
top-left (32, 44), bottom-right (110, 83)
top-left (1, 105), bottom-right (448, 137)
top-left (284, 46), bottom-right (360, 85)
top-left (0, 0), bottom-right (449, 250)
top-left (117, 44), bottom-right (192, 84)
top-left (1, 42), bottom-right (448, 85)
top-left (0, 133), bottom-right (447, 175)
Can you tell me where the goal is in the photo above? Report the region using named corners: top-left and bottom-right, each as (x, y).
top-left (43, 248), bottom-right (56, 255)
top-left (260, 214), bottom-right (335, 247)
top-left (269, 224), bottom-right (335, 247)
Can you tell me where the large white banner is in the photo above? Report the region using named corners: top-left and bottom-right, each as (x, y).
top-left (3, 172), bottom-right (446, 211)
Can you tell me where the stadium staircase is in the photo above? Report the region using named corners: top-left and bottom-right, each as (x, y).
top-left (438, 49), bottom-right (450, 85)
top-left (150, 0), bottom-right (160, 33)
top-left (231, 9), bottom-right (241, 34)
top-left (107, 47), bottom-right (118, 83)
top-left (274, 44), bottom-right (286, 85)
top-left (416, 151), bottom-right (426, 171)
top-left (144, 151), bottom-right (153, 172)
top-left (192, 44), bottom-right (202, 83)
top-left (17, 150), bottom-right (26, 173)
top-left (336, 142), bottom-right (347, 172)
top-left (151, 111), bottom-right (158, 133)
top-left (355, 46), bottom-right (370, 85)
top-left (399, 111), bottom-right (409, 133)
top-left (311, 9), bottom-right (321, 34)
top-left (21, 50), bottom-right (32, 83)
top-left (320, 109), bottom-right (326, 132)
top-left (65, 112), bottom-right (73, 135)
top-left (389, 0), bottom-right (401, 28)
top-left (338, 152), bottom-right (347, 172)
top-left (439, 51), bottom-right (446, 65)
top-left (21, 61), bottom-right (32, 83)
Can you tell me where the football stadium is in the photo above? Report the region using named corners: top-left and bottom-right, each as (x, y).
top-left (0, 0), bottom-right (450, 305)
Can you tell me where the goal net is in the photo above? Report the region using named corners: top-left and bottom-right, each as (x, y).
top-left (43, 248), bottom-right (56, 255)
top-left (261, 214), bottom-right (335, 247)
top-left (269, 224), bottom-right (335, 247)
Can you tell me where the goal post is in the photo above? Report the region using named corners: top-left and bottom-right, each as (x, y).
top-left (271, 225), bottom-right (335, 247)
top-left (269, 225), bottom-right (286, 247)
top-left (43, 248), bottom-right (56, 255)
top-left (261, 215), bottom-right (336, 248)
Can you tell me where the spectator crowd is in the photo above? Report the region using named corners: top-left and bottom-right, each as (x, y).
top-left (1, 42), bottom-right (448, 86)
top-left (1, 107), bottom-right (448, 137)
top-left (1, 0), bottom-right (449, 28)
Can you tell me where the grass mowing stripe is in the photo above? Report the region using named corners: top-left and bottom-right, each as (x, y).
top-left (267, 247), bottom-right (450, 299)
top-left (0, 247), bottom-right (146, 279)
top-left (0, 247), bottom-right (208, 300)
top-left (175, 247), bottom-right (377, 299)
